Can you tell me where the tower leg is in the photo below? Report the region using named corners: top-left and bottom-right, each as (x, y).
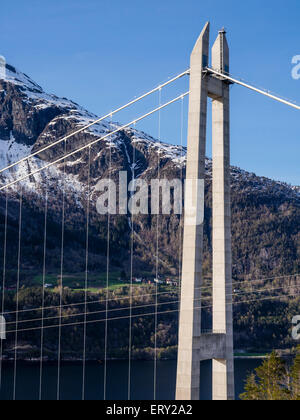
top-left (176, 22), bottom-right (210, 401)
top-left (211, 30), bottom-right (235, 401)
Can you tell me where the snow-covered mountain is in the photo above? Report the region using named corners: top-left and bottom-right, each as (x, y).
top-left (0, 62), bottom-right (299, 279)
top-left (0, 64), bottom-right (189, 196)
top-left (0, 63), bottom-right (299, 197)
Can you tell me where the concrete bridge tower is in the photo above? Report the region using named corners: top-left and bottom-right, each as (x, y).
top-left (176, 22), bottom-right (235, 401)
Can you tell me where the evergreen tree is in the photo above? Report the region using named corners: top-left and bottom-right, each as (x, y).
top-left (240, 352), bottom-right (289, 400)
top-left (240, 373), bottom-right (261, 400)
top-left (289, 346), bottom-right (300, 400)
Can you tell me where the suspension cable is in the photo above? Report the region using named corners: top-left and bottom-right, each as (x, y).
top-left (0, 93), bottom-right (189, 192)
top-left (206, 67), bottom-right (300, 110)
top-left (0, 70), bottom-right (189, 176)
top-left (82, 146), bottom-right (91, 401)
top-left (13, 187), bottom-right (23, 401)
top-left (154, 88), bottom-right (162, 401)
top-left (57, 139), bottom-right (66, 401)
top-left (178, 95), bottom-right (184, 314)
top-left (0, 190), bottom-right (8, 392)
top-left (39, 186), bottom-right (48, 401)
top-left (128, 121), bottom-right (136, 401)
top-left (103, 114), bottom-right (112, 402)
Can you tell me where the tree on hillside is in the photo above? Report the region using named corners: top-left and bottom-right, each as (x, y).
top-left (241, 348), bottom-right (300, 400)
top-left (240, 351), bottom-right (289, 400)
top-left (289, 346), bottom-right (300, 400)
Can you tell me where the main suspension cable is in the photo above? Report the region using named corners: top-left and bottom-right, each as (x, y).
top-left (0, 92), bottom-right (189, 192)
top-left (0, 70), bottom-right (189, 176)
top-left (206, 67), bottom-right (300, 111)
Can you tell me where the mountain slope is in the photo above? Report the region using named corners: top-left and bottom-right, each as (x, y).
top-left (0, 63), bottom-right (299, 357)
top-left (0, 63), bottom-right (299, 281)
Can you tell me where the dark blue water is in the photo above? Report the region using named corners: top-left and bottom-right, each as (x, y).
top-left (0, 359), bottom-right (260, 400)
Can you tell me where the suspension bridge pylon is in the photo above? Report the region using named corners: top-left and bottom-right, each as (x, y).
top-left (176, 22), bottom-right (235, 400)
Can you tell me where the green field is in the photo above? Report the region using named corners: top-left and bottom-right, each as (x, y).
top-left (32, 271), bottom-right (128, 291)
top-left (2, 269), bottom-right (178, 295)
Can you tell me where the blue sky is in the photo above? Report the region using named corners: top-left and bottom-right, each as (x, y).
top-left (1, 0), bottom-right (299, 185)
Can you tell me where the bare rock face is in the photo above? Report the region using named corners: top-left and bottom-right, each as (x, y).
top-left (0, 62), bottom-right (299, 281)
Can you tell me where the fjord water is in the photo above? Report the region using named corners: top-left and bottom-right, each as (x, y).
top-left (0, 360), bottom-right (260, 400)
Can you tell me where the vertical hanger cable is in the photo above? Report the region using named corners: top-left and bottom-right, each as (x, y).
top-left (179, 96), bottom-right (184, 298)
top-left (154, 88), bottom-right (162, 400)
top-left (0, 190), bottom-right (8, 394)
top-left (82, 146), bottom-right (91, 401)
top-left (57, 139), bottom-right (67, 400)
top-left (39, 186), bottom-right (48, 400)
top-left (13, 186), bottom-right (23, 400)
top-left (103, 115), bottom-right (112, 401)
top-left (128, 121), bottom-right (136, 400)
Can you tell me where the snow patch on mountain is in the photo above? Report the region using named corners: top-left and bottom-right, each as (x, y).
top-left (0, 132), bottom-right (85, 204)
top-left (0, 62), bottom-right (299, 205)
top-left (1, 63), bottom-right (79, 112)
top-left (2, 64), bottom-right (43, 92)
top-left (0, 133), bottom-right (32, 169)
top-left (129, 128), bottom-right (187, 166)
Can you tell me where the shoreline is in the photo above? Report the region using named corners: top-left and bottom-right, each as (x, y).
top-left (1, 348), bottom-right (295, 364)
top-left (0, 355), bottom-right (282, 364)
